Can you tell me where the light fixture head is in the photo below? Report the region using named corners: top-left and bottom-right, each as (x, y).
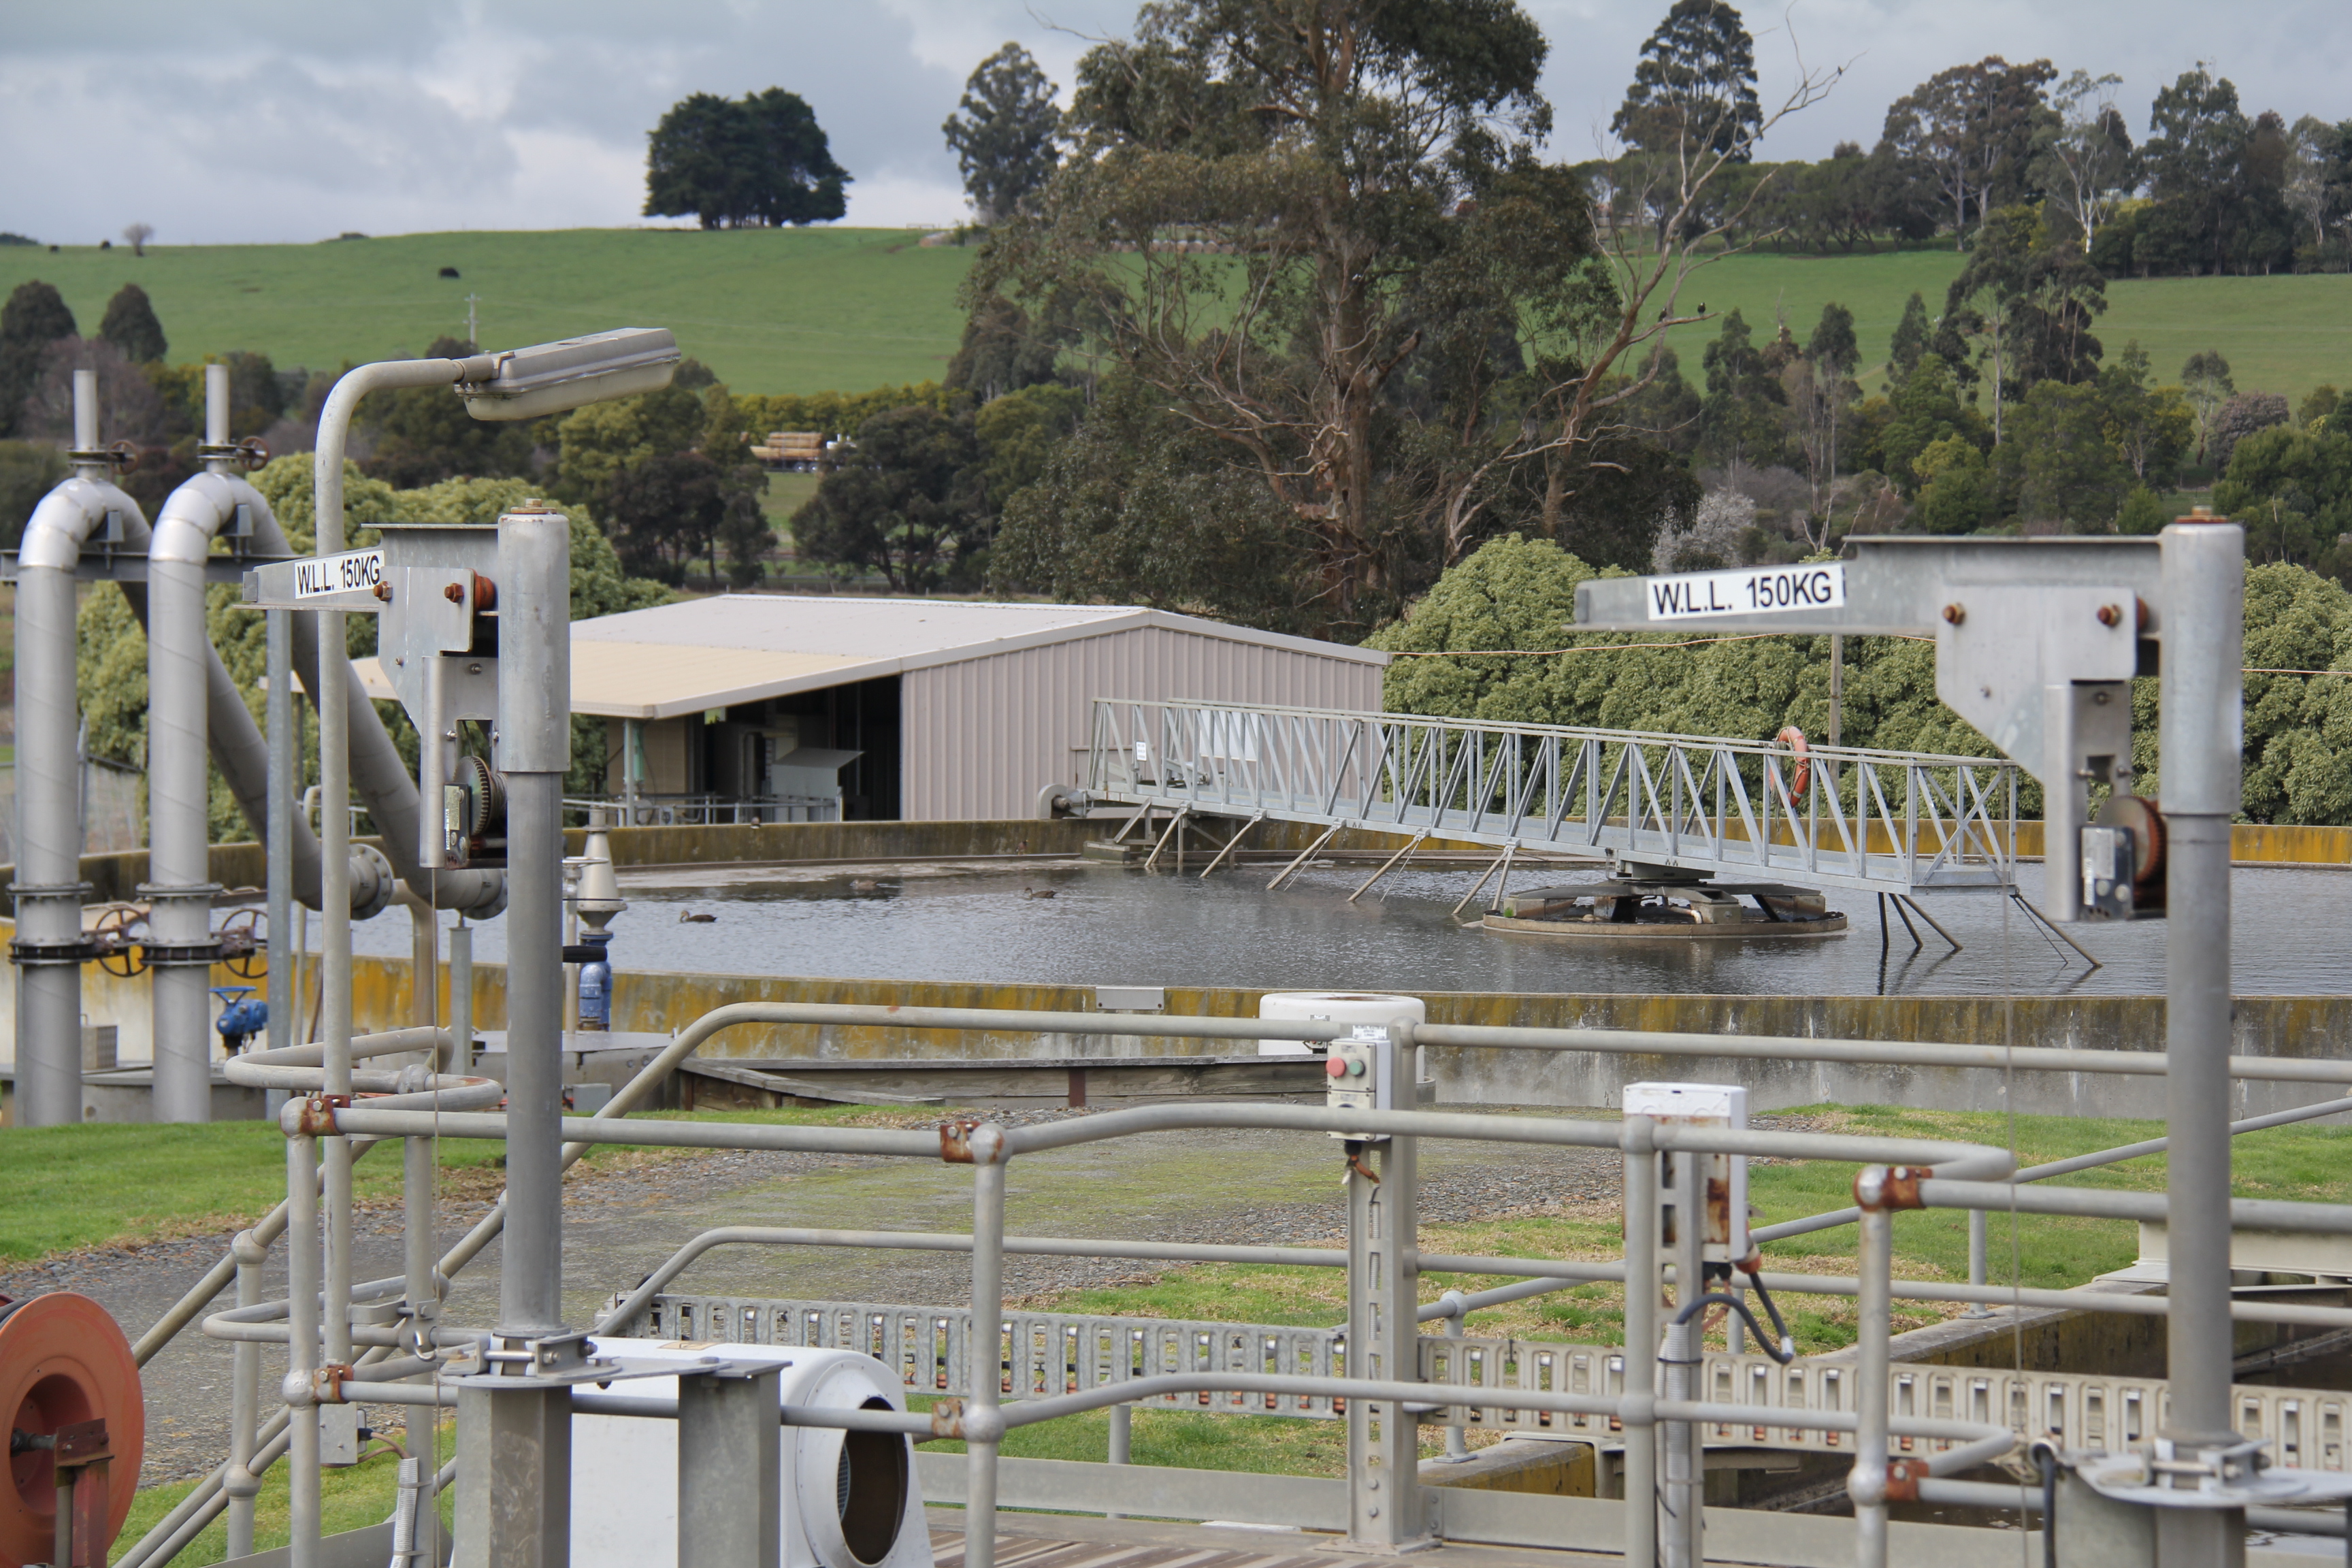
top-left (455, 327), bottom-right (681, 421)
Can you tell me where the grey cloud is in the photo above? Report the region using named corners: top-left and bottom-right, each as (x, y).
top-left (3, 1), bottom-right (2347, 245)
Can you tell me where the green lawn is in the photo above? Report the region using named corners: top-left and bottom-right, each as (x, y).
top-left (0, 1105), bottom-right (900, 1264)
top-left (115, 1433), bottom-right (451, 1567)
top-left (95, 1100), bottom-right (2352, 1554)
top-left (1026, 1102), bottom-right (2352, 1356)
top-left (1654, 248), bottom-right (2352, 408)
top-left (11, 229), bottom-right (2346, 410)
top-left (0, 229), bottom-right (975, 397)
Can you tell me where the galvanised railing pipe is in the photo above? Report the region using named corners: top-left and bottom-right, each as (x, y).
top-left (318, 1100), bottom-right (2013, 1179)
top-left (501, 997), bottom-right (2352, 1090)
top-left (1753, 1093), bottom-right (2352, 1249)
top-left (1916, 1178), bottom-right (2352, 1235)
top-left (12, 370), bottom-right (150, 1125)
top-left (594, 1226), bottom-right (1350, 1335)
top-left (1415, 1022), bottom-right (2352, 1086)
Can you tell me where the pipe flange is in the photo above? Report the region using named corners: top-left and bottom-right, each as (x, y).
top-left (135, 882), bottom-right (225, 903)
top-left (140, 941), bottom-right (227, 967)
top-left (7, 881), bottom-right (96, 898)
top-left (8, 937), bottom-right (103, 964)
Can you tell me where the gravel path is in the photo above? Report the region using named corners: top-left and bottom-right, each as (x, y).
top-left (1, 1107), bottom-right (1827, 1486)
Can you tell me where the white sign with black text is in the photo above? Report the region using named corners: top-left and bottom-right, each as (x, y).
top-left (1642, 563), bottom-right (1846, 621)
top-left (291, 547), bottom-right (385, 600)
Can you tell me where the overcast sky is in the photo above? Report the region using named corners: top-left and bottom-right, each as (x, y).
top-left (5, 1), bottom-right (2349, 246)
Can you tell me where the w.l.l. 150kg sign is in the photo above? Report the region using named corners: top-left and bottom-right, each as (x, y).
top-left (1644, 563), bottom-right (1846, 621)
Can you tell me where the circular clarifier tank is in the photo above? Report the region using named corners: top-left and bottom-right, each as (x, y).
top-left (316, 858), bottom-right (2352, 999)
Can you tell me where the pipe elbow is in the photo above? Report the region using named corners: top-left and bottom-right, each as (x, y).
top-left (20, 478), bottom-right (142, 570)
top-left (150, 473), bottom-right (242, 564)
top-left (425, 869), bottom-right (508, 917)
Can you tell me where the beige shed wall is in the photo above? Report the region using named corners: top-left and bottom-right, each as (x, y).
top-left (601, 717), bottom-right (698, 796)
top-left (900, 624), bottom-right (1382, 821)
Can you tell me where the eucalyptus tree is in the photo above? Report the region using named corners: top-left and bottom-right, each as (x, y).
top-left (2034, 69), bottom-right (2138, 253)
top-left (943, 44), bottom-right (1062, 225)
top-left (970, 0), bottom-right (1578, 631)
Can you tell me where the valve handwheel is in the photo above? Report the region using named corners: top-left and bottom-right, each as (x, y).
top-left (0, 1292), bottom-right (143, 1568)
top-left (91, 907), bottom-right (146, 980)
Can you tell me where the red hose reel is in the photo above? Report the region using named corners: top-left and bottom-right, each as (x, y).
top-left (1, 1293), bottom-right (143, 1568)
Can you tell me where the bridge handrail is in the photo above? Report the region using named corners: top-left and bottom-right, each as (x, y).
top-left (1089, 696), bottom-right (2015, 773)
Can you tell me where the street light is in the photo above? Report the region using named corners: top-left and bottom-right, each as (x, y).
top-left (281, 327), bottom-right (681, 1563)
top-left (453, 327), bottom-right (682, 421)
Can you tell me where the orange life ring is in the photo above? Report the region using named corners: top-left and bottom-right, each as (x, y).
top-left (1775, 725), bottom-right (1811, 800)
top-left (0, 1292), bottom-right (144, 1568)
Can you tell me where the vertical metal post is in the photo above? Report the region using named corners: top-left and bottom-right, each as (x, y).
top-left (450, 922), bottom-right (474, 1070)
top-left (11, 374), bottom-right (112, 1129)
top-left (1105, 1401), bottom-right (1130, 1520)
top-left (966, 1143), bottom-right (1007, 1568)
top-left (2043, 683), bottom-right (2085, 921)
top-left (318, 533), bottom-right (354, 1396)
top-left (1621, 1117), bottom-right (1659, 1568)
top-left (404, 1058), bottom-right (441, 1568)
top-left (2157, 519), bottom-right (2247, 1564)
top-left (677, 1367), bottom-right (781, 1568)
top-left (623, 717), bottom-right (642, 823)
top-left (453, 1384), bottom-right (571, 1568)
top-left (266, 607), bottom-right (293, 1070)
top-left (1663, 1150), bottom-right (1704, 1568)
top-left (225, 1228), bottom-right (265, 1559)
top-left (1963, 1209), bottom-right (1992, 1318)
top-left (287, 1128), bottom-right (322, 1568)
top-left (563, 868), bottom-right (580, 1049)
top-left (1345, 1129), bottom-right (1424, 1547)
top-left (1828, 634), bottom-right (1843, 749)
top-left (1441, 1301), bottom-right (1469, 1463)
top-left (1852, 1202), bottom-right (1891, 1568)
top-left (495, 506), bottom-right (571, 1341)
top-left (1660, 1311), bottom-right (1697, 1568)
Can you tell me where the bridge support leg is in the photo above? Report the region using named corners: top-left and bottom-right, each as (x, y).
top-left (1348, 830), bottom-right (1428, 904)
top-left (1196, 813), bottom-right (1264, 879)
top-left (1267, 823), bottom-right (1342, 892)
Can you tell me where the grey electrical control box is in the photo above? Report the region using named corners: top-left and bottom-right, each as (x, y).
top-left (1324, 1024), bottom-right (1393, 1119)
top-left (2082, 825), bottom-right (2138, 919)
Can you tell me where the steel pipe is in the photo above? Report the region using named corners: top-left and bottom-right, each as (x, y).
top-left (146, 461), bottom-right (237, 1118)
top-left (226, 1228), bottom-right (264, 1558)
top-left (1849, 1198), bottom-right (1893, 1568)
top-left (12, 374), bottom-right (151, 1125)
top-left (2160, 520), bottom-right (2249, 1522)
top-left (1752, 1093), bottom-right (2352, 1248)
top-left (595, 1225), bottom-right (1348, 1335)
top-left (966, 1138), bottom-right (1009, 1568)
top-left (319, 1101), bottom-right (2008, 1178)
top-left (1416, 1021), bottom-right (2352, 1086)
top-left (1621, 1117), bottom-right (1660, 1568)
top-left (287, 1130), bottom-right (322, 1568)
top-left (1917, 1178), bottom-right (2352, 1235)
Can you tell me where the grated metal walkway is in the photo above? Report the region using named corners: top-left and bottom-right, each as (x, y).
top-left (1085, 699), bottom-right (2021, 898)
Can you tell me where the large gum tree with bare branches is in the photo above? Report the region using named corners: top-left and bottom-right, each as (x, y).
top-left (975, 0), bottom-right (1835, 635)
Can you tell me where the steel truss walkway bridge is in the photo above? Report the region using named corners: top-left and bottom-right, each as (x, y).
top-left (1082, 698), bottom-right (2021, 899)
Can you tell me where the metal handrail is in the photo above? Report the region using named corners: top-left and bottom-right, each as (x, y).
top-left (1085, 697), bottom-right (2022, 896)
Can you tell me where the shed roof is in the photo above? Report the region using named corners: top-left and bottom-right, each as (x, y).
top-left (562, 594), bottom-right (1386, 721)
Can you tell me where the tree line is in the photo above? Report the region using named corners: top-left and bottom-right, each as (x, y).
top-left (1374, 532), bottom-right (2352, 830)
top-left (0, 278), bottom-right (781, 589)
top-left (1599, 56), bottom-right (2352, 274)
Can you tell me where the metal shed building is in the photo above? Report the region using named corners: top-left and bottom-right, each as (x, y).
top-left (564, 595), bottom-right (1388, 822)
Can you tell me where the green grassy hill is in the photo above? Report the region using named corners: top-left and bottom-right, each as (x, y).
top-left (0, 228), bottom-right (976, 396)
top-left (1656, 248), bottom-right (2352, 406)
top-left (5, 228), bottom-right (2346, 406)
